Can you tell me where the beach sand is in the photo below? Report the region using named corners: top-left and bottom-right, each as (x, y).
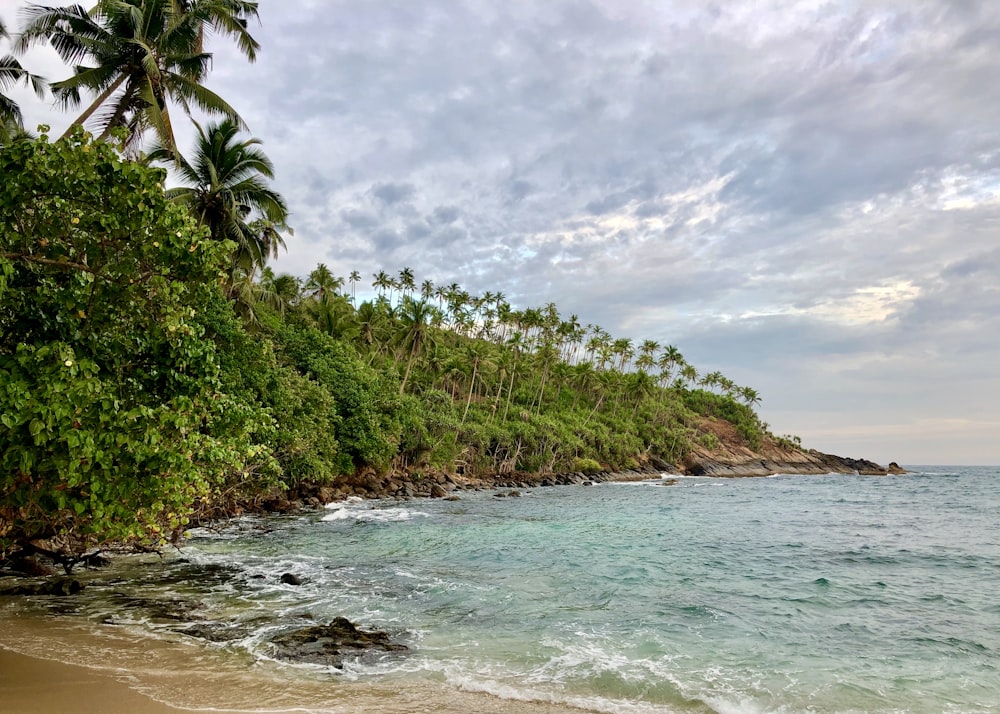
top-left (0, 615), bottom-right (591, 714)
top-left (0, 647), bottom-right (208, 714)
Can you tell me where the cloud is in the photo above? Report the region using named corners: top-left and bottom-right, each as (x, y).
top-left (6, 0), bottom-right (1000, 462)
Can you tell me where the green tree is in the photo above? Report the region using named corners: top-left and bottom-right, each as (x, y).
top-left (395, 296), bottom-right (437, 394)
top-left (150, 117), bottom-right (288, 274)
top-left (18, 0), bottom-right (251, 154)
top-left (0, 128), bottom-right (263, 558)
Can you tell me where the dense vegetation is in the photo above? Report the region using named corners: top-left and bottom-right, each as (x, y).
top-left (0, 1), bottom-right (789, 560)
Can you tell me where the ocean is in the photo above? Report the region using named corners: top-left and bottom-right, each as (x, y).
top-left (2, 466), bottom-right (998, 713)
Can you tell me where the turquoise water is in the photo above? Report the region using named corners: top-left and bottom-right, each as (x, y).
top-left (7, 467), bottom-right (1000, 712)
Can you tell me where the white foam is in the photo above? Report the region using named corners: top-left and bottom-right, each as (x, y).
top-left (320, 507), bottom-right (429, 523)
top-left (323, 495), bottom-right (365, 509)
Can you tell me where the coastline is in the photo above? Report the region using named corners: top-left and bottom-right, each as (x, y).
top-left (0, 647), bottom-right (199, 714)
top-left (0, 612), bottom-right (594, 714)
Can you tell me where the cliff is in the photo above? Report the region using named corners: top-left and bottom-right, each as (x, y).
top-left (680, 416), bottom-right (905, 477)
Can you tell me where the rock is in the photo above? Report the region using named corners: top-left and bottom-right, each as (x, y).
top-left (9, 556), bottom-right (55, 577)
top-left (429, 484), bottom-right (449, 498)
top-left (507, 490), bottom-right (522, 498)
top-left (887, 462), bottom-right (907, 474)
top-left (0, 579), bottom-right (83, 597)
top-left (280, 573), bottom-right (303, 586)
top-left (269, 617), bottom-right (408, 669)
top-left (493, 491), bottom-right (507, 497)
top-left (444, 496), bottom-right (462, 501)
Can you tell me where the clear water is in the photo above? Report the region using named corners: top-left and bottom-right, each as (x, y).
top-left (4, 467), bottom-right (999, 713)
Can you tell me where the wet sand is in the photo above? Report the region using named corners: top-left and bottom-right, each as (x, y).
top-left (0, 647), bottom-right (216, 714)
top-left (0, 615), bottom-right (593, 714)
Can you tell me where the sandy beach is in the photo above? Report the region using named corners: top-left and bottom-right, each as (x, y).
top-left (0, 647), bottom-right (205, 714)
top-left (0, 614), bottom-right (590, 714)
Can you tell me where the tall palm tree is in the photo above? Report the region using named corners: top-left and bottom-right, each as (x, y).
top-left (18, 0), bottom-right (253, 155)
top-left (398, 267), bottom-right (415, 298)
top-left (171, 0), bottom-right (260, 59)
top-left (1, 18), bottom-right (47, 134)
top-left (150, 117), bottom-right (288, 273)
top-left (305, 263), bottom-right (342, 299)
top-left (372, 270), bottom-right (391, 298)
top-left (395, 296), bottom-right (437, 394)
top-left (348, 270), bottom-right (361, 303)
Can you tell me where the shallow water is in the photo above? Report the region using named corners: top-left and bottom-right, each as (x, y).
top-left (2, 467), bottom-right (999, 713)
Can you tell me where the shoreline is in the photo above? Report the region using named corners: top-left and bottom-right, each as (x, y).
top-left (0, 647), bottom-right (205, 714)
top-left (0, 612), bottom-right (594, 714)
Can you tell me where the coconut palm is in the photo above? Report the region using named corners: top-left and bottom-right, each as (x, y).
top-left (305, 263), bottom-right (343, 299)
top-left (17, 0), bottom-right (251, 155)
top-left (398, 267), bottom-right (415, 298)
top-left (348, 270), bottom-right (361, 303)
top-left (395, 296), bottom-right (437, 394)
top-left (170, 0), bottom-right (260, 60)
top-left (1, 18), bottom-right (48, 133)
top-left (149, 117), bottom-right (288, 273)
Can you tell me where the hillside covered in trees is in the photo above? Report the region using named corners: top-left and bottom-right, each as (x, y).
top-left (0, 1), bottom-right (886, 562)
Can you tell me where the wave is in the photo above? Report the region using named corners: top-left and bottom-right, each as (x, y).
top-left (320, 506), bottom-right (430, 523)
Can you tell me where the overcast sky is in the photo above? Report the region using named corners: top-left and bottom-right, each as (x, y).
top-left (4, 0), bottom-right (999, 465)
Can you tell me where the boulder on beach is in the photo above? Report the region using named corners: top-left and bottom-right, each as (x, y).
top-left (268, 617), bottom-right (408, 669)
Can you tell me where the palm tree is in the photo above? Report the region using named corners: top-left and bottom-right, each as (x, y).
top-left (305, 263), bottom-right (342, 299)
top-left (1, 18), bottom-right (47, 134)
top-left (372, 270), bottom-right (391, 298)
top-left (398, 267), bottom-right (415, 298)
top-left (395, 296), bottom-right (437, 394)
top-left (18, 0), bottom-right (252, 155)
top-left (171, 0), bottom-right (261, 59)
top-left (637, 339), bottom-right (659, 375)
top-left (739, 386), bottom-right (762, 408)
top-left (657, 345), bottom-right (683, 385)
top-left (348, 270), bottom-right (361, 303)
top-left (149, 117), bottom-right (288, 273)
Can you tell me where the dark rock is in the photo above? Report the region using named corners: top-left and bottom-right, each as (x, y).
top-left (269, 617), bottom-right (408, 669)
top-left (444, 496), bottom-right (462, 501)
top-left (582, 481), bottom-right (594, 486)
top-left (0, 579), bottom-right (83, 597)
top-left (507, 490), bottom-right (522, 498)
top-left (493, 491), bottom-right (507, 498)
top-left (429, 484), bottom-right (449, 498)
top-left (887, 462), bottom-right (907, 474)
top-left (9, 557), bottom-right (55, 577)
top-left (280, 573), bottom-right (303, 586)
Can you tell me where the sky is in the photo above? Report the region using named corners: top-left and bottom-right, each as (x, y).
top-left (3, 0), bottom-right (999, 465)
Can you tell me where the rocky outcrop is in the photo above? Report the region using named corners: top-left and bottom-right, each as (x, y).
top-left (682, 449), bottom-right (902, 478)
top-left (268, 617), bottom-right (408, 669)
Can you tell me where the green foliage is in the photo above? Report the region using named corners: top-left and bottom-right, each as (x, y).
top-left (263, 314), bottom-right (406, 471)
top-left (683, 389), bottom-right (764, 449)
top-left (700, 433), bottom-right (721, 450)
top-left (0, 129), bottom-right (258, 555)
top-left (775, 434), bottom-right (803, 451)
top-left (572, 457), bottom-right (602, 474)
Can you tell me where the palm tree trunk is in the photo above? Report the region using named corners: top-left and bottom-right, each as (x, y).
top-left (60, 74), bottom-right (128, 139)
top-left (461, 361), bottom-right (479, 424)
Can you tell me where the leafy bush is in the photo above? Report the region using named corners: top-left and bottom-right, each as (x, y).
top-left (0, 129), bottom-right (258, 555)
top-left (572, 457), bottom-right (602, 473)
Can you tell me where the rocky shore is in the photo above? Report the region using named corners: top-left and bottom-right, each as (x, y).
top-left (681, 451), bottom-right (907, 478)
top-left (257, 450), bottom-right (905, 511)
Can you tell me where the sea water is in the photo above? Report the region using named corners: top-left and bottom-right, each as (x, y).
top-left (2, 467), bottom-right (998, 713)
